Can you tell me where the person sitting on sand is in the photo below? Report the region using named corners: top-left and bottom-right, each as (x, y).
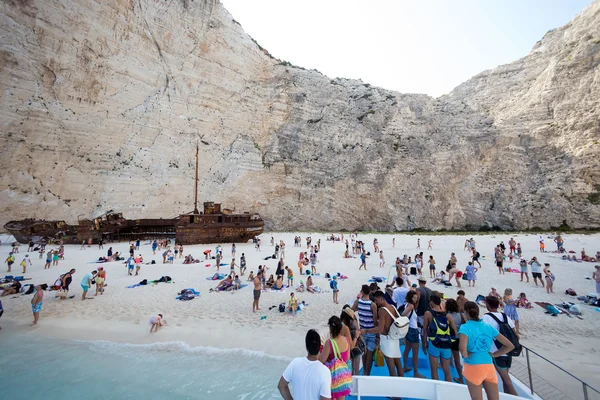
top-left (215, 276), bottom-right (233, 291)
top-left (230, 275), bottom-right (242, 291)
top-left (1, 280), bottom-right (21, 296)
top-left (581, 249), bottom-right (597, 262)
top-left (297, 280), bottom-right (305, 292)
top-left (247, 271), bottom-right (254, 282)
top-left (265, 274), bottom-right (275, 289)
top-left (515, 292), bottom-right (533, 309)
top-left (432, 271), bottom-right (447, 284)
top-left (344, 249), bottom-right (351, 258)
top-left (488, 288), bottom-right (502, 303)
top-left (288, 292), bottom-right (298, 314)
top-left (150, 314), bottom-right (164, 333)
top-left (274, 275), bottom-right (284, 290)
top-left (306, 276), bottom-right (315, 293)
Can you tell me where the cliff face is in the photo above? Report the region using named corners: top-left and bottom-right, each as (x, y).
top-left (0, 0), bottom-right (599, 231)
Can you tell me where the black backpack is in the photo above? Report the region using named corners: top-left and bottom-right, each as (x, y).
top-left (486, 312), bottom-right (522, 357)
top-left (279, 303), bottom-right (286, 312)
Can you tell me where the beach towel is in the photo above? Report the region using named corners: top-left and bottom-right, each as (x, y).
top-left (206, 274), bottom-right (226, 281)
top-left (126, 284), bottom-right (142, 288)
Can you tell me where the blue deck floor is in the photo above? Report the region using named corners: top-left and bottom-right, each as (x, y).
top-left (348, 342), bottom-right (461, 400)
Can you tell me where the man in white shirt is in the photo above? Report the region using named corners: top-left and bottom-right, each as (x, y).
top-left (483, 296), bottom-right (518, 396)
top-left (278, 329), bottom-right (331, 400)
top-left (392, 277), bottom-right (409, 308)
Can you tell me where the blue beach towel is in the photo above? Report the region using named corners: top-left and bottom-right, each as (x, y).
top-left (126, 284), bottom-right (142, 288)
top-left (206, 273), bottom-right (226, 281)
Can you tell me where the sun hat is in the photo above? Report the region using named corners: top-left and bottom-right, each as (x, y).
top-left (343, 308), bottom-right (356, 319)
top-left (417, 276), bottom-right (427, 283)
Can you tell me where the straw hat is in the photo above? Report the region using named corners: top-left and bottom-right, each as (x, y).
top-left (343, 307), bottom-right (356, 319)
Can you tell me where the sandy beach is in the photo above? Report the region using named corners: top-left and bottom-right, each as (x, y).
top-left (1, 232), bottom-right (599, 393)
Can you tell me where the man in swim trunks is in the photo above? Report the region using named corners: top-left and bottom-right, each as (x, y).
top-left (31, 285), bottom-right (43, 325)
top-left (361, 290), bottom-right (404, 377)
top-left (81, 270), bottom-right (97, 301)
top-left (253, 271), bottom-right (262, 313)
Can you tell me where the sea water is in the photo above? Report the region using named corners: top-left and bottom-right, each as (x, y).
top-left (0, 335), bottom-right (290, 399)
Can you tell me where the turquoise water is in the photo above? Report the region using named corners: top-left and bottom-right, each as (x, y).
top-left (0, 335), bottom-right (289, 399)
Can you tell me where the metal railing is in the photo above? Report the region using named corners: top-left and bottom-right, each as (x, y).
top-left (510, 345), bottom-right (600, 400)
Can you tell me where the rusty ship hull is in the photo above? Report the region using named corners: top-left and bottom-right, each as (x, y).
top-left (4, 205), bottom-right (264, 245)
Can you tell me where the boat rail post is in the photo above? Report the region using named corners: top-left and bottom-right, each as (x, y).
top-left (525, 347), bottom-right (534, 395)
top-left (583, 382), bottom-right (589, 400)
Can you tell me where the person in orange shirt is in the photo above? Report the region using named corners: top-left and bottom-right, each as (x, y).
top-left (134, 254), bottom-right (143, 276)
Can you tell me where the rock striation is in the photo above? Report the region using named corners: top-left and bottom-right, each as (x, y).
top-left (0, 0), bottom-right (599, 231)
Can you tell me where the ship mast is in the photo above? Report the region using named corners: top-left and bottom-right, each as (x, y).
top-left (193, 144), bottom-right (199, 214)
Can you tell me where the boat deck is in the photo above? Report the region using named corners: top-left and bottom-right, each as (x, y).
top-left (349, 342), bottom-right (534, 400)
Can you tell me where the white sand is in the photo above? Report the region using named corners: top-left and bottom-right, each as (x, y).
top-left (1, 232), bottom-right (599, 390)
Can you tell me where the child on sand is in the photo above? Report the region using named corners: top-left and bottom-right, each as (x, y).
top-left (544, 263), bottom-right (555, 294)
top-left (516, 292), bottom-right (533, 309)
top-left (285, 266), bottom-right (294, 287)
top-left (247, 271), bottom-right (254, 282)
top-left (150, 314), bottom-right (164, 333)
top-left (288, 292), bottom-right (298, 314)
top-left (503, 288), bottom-right (520, 334)
top-left (465, 262), bottom-right (478, 287)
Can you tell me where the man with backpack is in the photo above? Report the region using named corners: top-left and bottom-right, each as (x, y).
top-left (360, 291), bottom-right (405, 377)
top-left (422, 294), bottom-right (458, 382)
top-left (483, 295), bottom-right (520, 396)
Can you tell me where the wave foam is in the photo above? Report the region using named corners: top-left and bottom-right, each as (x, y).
top-left (73, 339), bottom-right (293, 363)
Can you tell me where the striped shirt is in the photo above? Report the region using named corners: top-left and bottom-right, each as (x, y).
top-left (357, 298), bottom-right (375, 329)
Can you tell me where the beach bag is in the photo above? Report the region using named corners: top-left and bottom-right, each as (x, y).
top-left (410, 266), bottom-right (417, 275)
top-left (462, 273), bottom-right (468, 280)
top-left (325, 339), bottom-right (352, 396)
top-left (329, 280), bottom-right (335, 289)
top-left (428, 311), bottom-right (453, 349)
top-left (278, 303), bottom-right (285, 312)
top-left (565, 288), bottom-right (577, 296)
top-left (486, 312), bottom-right (522, 356)
top-left (382, 307), bottom-right (409, 339)
top-left (373, 345), bottom-right (385, 367)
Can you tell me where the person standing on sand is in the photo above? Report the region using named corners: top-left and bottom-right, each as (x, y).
top-left (529, 257), bottom-right (544, 288)
top-left (392, 237), bottom-right (395, 248)
top-left (472, 248), bottom-right (482, 268)
top-left (417, 238), bottom-right (420, 249)
top-left (495, 249), bottom-right (504, 275)
top-left (539, 236), bottom-right (545, 253)
top-left (5, 252), bottom-right (15, 272)
top-left (519, 258), bottom-right (529, 283)
top-left (253, 271), bottom-right (262, 312)
top-left (278, 329), bottom-right (332, 400)
top-left (134, 254), bottom-right (143, 276)
top-left (593, 265), bottom-right (600, 295)
top-left (98, 238), bottom-right (103, 250)
top-left (352, 284), bottom-right (378, 376)
top-left (240, 253), bottom-right (247, 276)
top-left (331, 276), bottom-right (339, 304)
top-left (150, 314), bottom-right (164, 333)
top-left (215, 251), bottom-right (222, 271)
top-left (31, 285), bottom-right (43, 326)
top-left (359, 250), bottom-right (368, 270)
top-left (362, 290), bottom-right (405, 378)
top-left (466, 262), bottom-right (478, 287)
top-left (44, 250), bottom-right (52, 270)
top-left (20, 255), bottom-right (32, 274)
top-left (60, 268), bottom-right (76, 299)
top-left (428, 240), bottom-right (433, 250)
top-left (429, 256), bottom-right (436, 278)
top-left (379, 250), bottom-right (385, 268)
top-left (95, 267), bottom-right (106, 296)
top-left (543, 263), bottom-right (555, 294)
top-left (508, 238), bottom-right (516, 256)
top-left (81, 270), bottom-right (97, 301)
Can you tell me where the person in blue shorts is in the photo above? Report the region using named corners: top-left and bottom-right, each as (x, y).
top-left (81, 270), bottom-right (97, 301)
top-left (422, 294), bottom-right (458, 382)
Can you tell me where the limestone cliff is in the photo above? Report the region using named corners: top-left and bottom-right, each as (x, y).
top-left (0, 0), bottom-right (598, 231)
